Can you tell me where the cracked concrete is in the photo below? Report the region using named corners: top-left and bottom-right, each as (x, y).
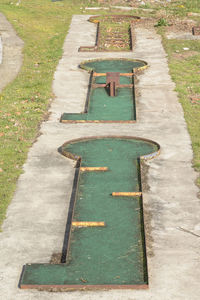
top-left (0, 13), bottom-right (24, 93)
top-left (0, 36), bottom-right (2, 64)
top-left (0, 15), bottom-right (199, 300)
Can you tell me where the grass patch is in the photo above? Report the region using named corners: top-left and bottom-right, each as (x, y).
top-left (157, 28), bottom-right (200, 187)
top-left (166, 39), bottom-right (200, 184)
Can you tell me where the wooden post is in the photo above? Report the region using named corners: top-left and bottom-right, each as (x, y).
top-left (106, 72), bottom-right (120, 97)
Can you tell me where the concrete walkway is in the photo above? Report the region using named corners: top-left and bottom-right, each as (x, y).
top-left (0, 15), bottom-right (199, 300)
top-left (0, 36), bottom-right (2, 64)
top-left (0, 13), bottom-right (24, 92)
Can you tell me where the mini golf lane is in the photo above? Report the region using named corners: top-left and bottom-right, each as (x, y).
top-left (79, 15), bottom-right (140, 52)
top-left (61, 59), bottom-right (147, 123)
top-left (20, 137), bottom-right (159, 290)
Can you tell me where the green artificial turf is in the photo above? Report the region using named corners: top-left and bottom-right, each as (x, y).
top-left (61, 59), bottom-right (147, 122)
top-left (20, 137), bottom-right (159, 288)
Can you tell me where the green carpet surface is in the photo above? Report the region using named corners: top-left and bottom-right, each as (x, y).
top-left (82, 59), bottom-right (147, 73)
top-left (61, 59), bottom-right (147, 122)
top-left (20, 137), bottom-right (159, 288)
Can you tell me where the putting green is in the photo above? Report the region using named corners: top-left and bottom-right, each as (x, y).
top-left (82, 59), bottom-right (146, 73)
top-left (61, 59), bottom-right (147, 123)
top-left (20, 137), bottom-right (159, 289)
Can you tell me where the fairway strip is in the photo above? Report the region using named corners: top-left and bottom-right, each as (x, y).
top-left (20, 137), bottom-right (160, 290)
top-left (60, 58), bottom-right (147, 123)
top-left (79, 15), bottom-right (140, 52)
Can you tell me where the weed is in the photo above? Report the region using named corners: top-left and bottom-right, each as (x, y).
top-left (155, 18), bottom-right (169, 27)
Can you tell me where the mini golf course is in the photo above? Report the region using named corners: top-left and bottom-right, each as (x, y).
top-left (61, 59), bottom-right (147, 123)
top-left (19, 16), bottom-right (160, 291)
top-left (0, 12), bottom-right (198, 299)
top-left (20, 137), bottom-right (159, 289)
top-left (19, 15), bottom-right (160, 291)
